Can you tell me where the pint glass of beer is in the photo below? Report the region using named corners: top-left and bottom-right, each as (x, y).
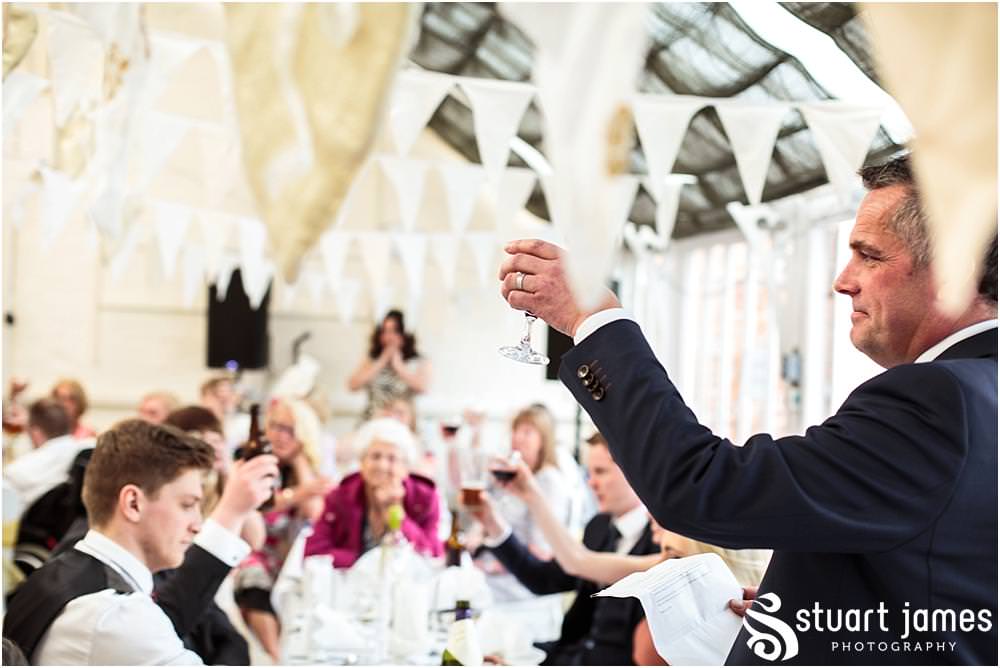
top-left (459, 449), bottom-right (487, 506)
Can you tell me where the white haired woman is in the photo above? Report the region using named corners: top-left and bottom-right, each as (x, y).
top-left (304, 417), bottom-right (443, 567)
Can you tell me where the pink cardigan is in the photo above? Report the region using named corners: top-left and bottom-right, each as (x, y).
top-left (303, 471), bottom-right (443, 568)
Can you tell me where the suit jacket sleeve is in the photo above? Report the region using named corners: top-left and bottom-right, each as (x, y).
top-left (154, 545), bottom-right (232, 638)
top-left (489, 531), bottom-right (578, 595)
top-left (560, 319), bottom-right (970, 553)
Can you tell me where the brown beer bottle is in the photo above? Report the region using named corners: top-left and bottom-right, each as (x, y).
top-left (242, 403), bottom-right (275, 511)
top-left (445, 510), bottom-right (464, 568)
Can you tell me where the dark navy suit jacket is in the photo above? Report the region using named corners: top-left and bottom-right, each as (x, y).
top-left (560, 321), bottom-right (997, 665)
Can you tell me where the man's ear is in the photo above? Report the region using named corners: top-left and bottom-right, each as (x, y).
top-left (119, 484), bottom-right (145, 523)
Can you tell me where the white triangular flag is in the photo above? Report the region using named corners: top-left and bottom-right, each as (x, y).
top-left (39, 168), bottom-right (84, 248)
top-left (438, 162), bottom-right (486, 233)
top-left (799, 102), bottom-right (883, 195)
top-left (3, 71), bottom-right (49, 133)
top-left (181, 245), bottom-right (205, 307)
top-left (379, 156), bottom-right (427, 231)
top-left (389, 70), bottom-right (455, 155)
top-left (319, 230), bottom-right (352, 288)
top-left (357, 233), bottom-right (393, 289)
top-left (430, 233), bottom-right (461, 295)
top-left (393, 233), bottom-right (428, 297)
top-left (716, 103), bottom-right (788, 205)
top-left (458, 78), bottom-right (536, 186)
top-left (726, 202), bottom-right (771, 250)
top-left (141, 112), bottom-right (191, 189)
top-left (215, 254), bottom-right (239, 300)
top-left (565, 175), bottom-right (639, 308)
top-left (108, 221), bottom-right (144, 283)
top-left (493, 167), bottom-right (536, 238)
top-left (152, 201), bottom-right (192, 279)
top-left (465, 232), bottom-right (499, 287)
top-left (241, 258), bottom-right (274, 311)
top-left (335, 279), bottom-right (362, 323)
top-left (47, 12), bottom-right (104, 126)
top-left (633, 95), bottom-right (706, 196)
top-left (146, 33), bottom-right (202, 100)
top-left (198, 212), bottom-right (236, 283)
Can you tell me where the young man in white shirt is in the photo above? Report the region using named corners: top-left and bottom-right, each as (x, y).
top-left (4, 398), bottom-right (90, 509)
top-left (3, 418), bottom-right (278, 665)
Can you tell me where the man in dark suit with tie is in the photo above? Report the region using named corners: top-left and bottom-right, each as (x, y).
top-left (497, 154), bottom-right (997, 665)
top-left (476, 432), bottom-right (659, 665)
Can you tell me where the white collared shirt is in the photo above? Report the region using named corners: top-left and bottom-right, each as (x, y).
top-left (611, 503), bottom-right (649, 555)
top-left (33, 521), bottom-right (249, 665)
top-left (4, 435), bottom-right (92, 509)
top-left (914, 319), bottom-right (998, 363)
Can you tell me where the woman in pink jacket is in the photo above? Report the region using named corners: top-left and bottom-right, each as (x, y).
top-left (305, 417), bottom-right (442, 568)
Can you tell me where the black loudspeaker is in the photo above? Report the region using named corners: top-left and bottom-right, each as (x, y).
top-left (207, 269), bottom-right (270, 369)
top-left (545, 327), bottom-right (575, 380)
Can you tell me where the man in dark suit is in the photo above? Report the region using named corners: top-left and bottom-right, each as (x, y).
top-left (476, 433), bottom-right (659, 665)
top-left (498, 154), bottom-right (997, 665)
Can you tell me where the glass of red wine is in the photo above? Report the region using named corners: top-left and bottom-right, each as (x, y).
top-left (490, 451), bottom-right (522, 483)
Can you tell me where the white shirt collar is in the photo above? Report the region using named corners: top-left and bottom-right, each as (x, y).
top-left (612, 503), bottom-right (649, 552)
top-left (73, 529), bottom-right (154, 595)
top-left (914, 319), bottom-right (998, 363)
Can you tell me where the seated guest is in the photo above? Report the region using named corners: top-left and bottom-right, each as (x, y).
top-left (13, 447), bottom-right (92, 578)
top-left (50, 378), bottom-right (96, 440)
top-left (3, 419), bottom-right (276, 664)
top-left (232, 397), bottom-right (331, 662)
top-left (138, 391), bottom-right (181, 425)
top-left (480, 404), bottom-right (572, 603)
top-left (484, 450), bottom-right (770, 665)
top-left (305, 417), bottom-right (443, 567)
top-left (470, 432), bottom-right (658, 666)
top-left (5, 399), bottom-right (89, 508)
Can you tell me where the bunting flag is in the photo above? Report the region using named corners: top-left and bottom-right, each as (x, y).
top-left (388, 69), bottom-right (455, 155)
top-left (198, 211), bottom-right (236, 283)
top-left (335, 278), bottom-right (362, 323)
top-left (799, 101), bottom-right (883, 195)
top-left (633, 95), bottom-right (706, 196)
top-left (319, 230), bottom-right (352, 289)
top-left (152, 201), bottom-right (192, 279)
top-left (109, 221), bottom-right (145, 283)
top-left (238, 217), bottom-right (268, 271)
top-left (465, 232), bottom-right (499, 287)
top-left (357, 232), bottom-right (393, 293)
top-left (393, 232), bottom-right (428, 297)
top-left (241, 258), bottom-right (274, 310)
top-left (643, 174), bottom-right (693, 247)
top-left (726, 202), bottom-right (774, 251)
top-left (457, 77), bottom-right (536, 187)
top-left (623, 221), bottom-right (667, 257)
top-left (716, 103), bottom-right (788, 206)
top-left (437, 162), bottom-right (486, 233)
top-left (429, 233), bottom-right (461, 295)
top-left (493, 167), bottom-right (537, 239)
top-left (371, 285), bottom-right (394, 324)
top-left (378, 156), bottom-right (427, 231)
top-left (46, 11), bottom-right (105, 127)
top-left (39, 167), bottom-right (84, 248)
top-left (3, 71), bottom-right (49, 133)
top-left (215, 253), bottom-right (240, 300)
top-left (140, 112), bottom-right (191, 190)
top-left (180, 245), bottom-right (205, 307)
top-left (146, 33), bottom-right (205, 103)
top-left (564, 175), bottom-right (639, 305)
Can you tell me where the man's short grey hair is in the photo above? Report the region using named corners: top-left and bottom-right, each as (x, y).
top-left (859, 155), bottom-right (932, 267)
top-left (860, 154), bottom-right (998, 303)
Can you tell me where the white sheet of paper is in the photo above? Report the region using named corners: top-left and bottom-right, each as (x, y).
top-left (594, 552), bottom-right (743, 665)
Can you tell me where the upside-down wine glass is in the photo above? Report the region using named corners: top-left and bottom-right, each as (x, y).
top-left (499, 311), bottom-right (549, 365)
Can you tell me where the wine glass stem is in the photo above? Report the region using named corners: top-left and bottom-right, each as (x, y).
top-left (521, 314), bottom-right (535, 348)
